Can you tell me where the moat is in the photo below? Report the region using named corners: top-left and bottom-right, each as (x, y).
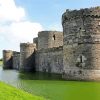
top-left (0, 65), bottom-right (100, 100)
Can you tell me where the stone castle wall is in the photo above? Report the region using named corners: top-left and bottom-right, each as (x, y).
top-left (38, 31), bottom-right (63, 50)
top-left (3, 50), bottom-right (13, 69)
top-left (35, 46), bottom-right (63, 74)
top-left (62, 7), bottom-right (100, 81)
top-left (20, 43), bottom-right (36, 72)
top-left (13, 51), bottom-right (20, 70)
top-left (3, 6), bottom-right (100, 81)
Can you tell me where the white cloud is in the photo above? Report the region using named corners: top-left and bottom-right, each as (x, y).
top-left (1, 21), bottom-right (43, 42)
top-left (0, 21), bottom-right (43, 52)
top-left (10, 21), bottom-right (43, 41)
top-left (0, 0), bottom-right (25, 22)
top-left (0, 0), bottom-right (43, 58)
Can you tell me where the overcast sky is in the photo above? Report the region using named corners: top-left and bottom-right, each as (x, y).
top-left (0, 0), bottom-right (100, 58)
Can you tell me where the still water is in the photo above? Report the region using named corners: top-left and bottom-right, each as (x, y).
top-left (0, 65), bottom-right (100, 100)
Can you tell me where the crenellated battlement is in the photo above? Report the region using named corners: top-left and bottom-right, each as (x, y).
top-left (62, 6), bottom-right (100, 24)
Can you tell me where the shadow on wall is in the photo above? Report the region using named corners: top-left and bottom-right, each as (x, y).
top-left (3, 57), bottom-right (13, 69)
top-left (24, 51), bottom-right (36, 72)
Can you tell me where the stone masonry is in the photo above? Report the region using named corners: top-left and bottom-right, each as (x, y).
top-left (3, 50), bottom-right (13, 69)
top-left (13, 51), bottom-right (20, 70)
top-left (38, 31), bottom-right (63, 50)
top-left (62, 6), bottom-right (100, 81)
top-left (35, 46), bottom-right (63, 74)
top-left (20, 43), bottom-right (36, 72)
top-left (3, 6), bottom-right (100, 81)
top-left (35, 31), bottom-right (63, 74)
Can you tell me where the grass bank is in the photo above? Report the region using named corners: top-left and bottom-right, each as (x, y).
top-left (0, 61), bottom-right (3, 65)
top-left (0, 81), bottom-right (46, 100)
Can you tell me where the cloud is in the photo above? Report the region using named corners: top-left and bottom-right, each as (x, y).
top-left (9, 21), bottom-right (43, 41)
top-left (0, 0), bottom-right (25, 22)
top-left (1, 21), bottom-right (43, 43)
top-left (0, 0), bottom-right (43, 58)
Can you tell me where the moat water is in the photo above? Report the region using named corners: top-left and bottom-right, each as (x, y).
top-left (0, 65), bottom-right (100, 100)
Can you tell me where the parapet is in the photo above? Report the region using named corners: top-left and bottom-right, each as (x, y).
top-left (38, 31), bottom-right (62, 35)
top-left (20, 43), bottom-right (36, 48)
top-left (39, 31), bottom-right (62, 36)
top-left (3, 50), bottom-right (13, 53)
top-left (62, 6), bottom-right (100, 24)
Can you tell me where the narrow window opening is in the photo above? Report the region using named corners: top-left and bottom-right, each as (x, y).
top-left (53, 34), bottom-right (56, 40)
top-left (80, 55), bottom-right (83, 63)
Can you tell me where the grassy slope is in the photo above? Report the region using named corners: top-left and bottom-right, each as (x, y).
top-left (0, 81), bottom-right (46, 100)
top-left (0, 61), bottom-right (3, 65)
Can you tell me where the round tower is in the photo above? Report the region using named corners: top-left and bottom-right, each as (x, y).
top-left (33, 37), bottom-right (38, 49)
top-left (20, 43), bottom-right (36, 72)
top-left (3, 50), bottom-right (13, 69)
top-left (38, 31), bottom-right (63, 50)
top-left (62, 7), bottom-right (100, 81)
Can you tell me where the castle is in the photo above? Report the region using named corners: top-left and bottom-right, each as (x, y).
top-left (3, 6), bottom-right (100, 81)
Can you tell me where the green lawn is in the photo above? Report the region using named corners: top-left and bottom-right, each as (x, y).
top-left (0, 81), bottom-right (46, 100)
top-left (0, 61), bottom-right (3, 65)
